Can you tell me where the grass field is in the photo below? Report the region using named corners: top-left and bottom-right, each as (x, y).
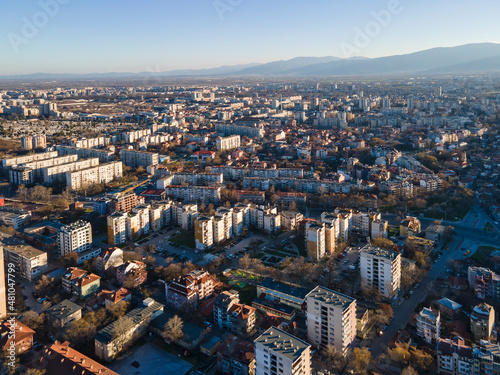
top-left (470, 245), bottom-right (500, 264)
top-left (169, 231), bottom-right (196, 249)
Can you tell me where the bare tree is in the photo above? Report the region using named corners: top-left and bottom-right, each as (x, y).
top-left (163, 315), bottom-right (184, 343)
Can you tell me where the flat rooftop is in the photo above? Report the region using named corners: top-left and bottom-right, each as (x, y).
top-left (255, 327), bottom-right (310, 363)
top-left (306, 286), bottom-right (355, 310)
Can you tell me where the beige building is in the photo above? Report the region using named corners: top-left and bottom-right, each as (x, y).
top-left (107, 212), bottom-right (127, 246)
top-left (280, 211), bottom-right (304, 231)
top-left (305, 221), bottom-right (326, 260)
top-left (305, 286), bottom-right (356, 356)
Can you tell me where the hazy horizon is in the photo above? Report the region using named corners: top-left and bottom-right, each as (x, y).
top-left (2, 0), bottom-right (500, 75)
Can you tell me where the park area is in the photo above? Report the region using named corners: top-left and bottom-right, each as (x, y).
top-left (169, 231), bottom-right (196, 249)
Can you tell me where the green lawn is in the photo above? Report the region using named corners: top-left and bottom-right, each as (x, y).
top-left (291, 236), bottom-right (307, 257)
top-left (169, 231), bottom-right (196, 249)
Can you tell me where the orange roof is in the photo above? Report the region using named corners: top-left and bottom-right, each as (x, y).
top-left (0, 319), bottom-right (35, 349)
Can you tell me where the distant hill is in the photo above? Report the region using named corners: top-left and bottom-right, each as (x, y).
top-left (2, 43), bottom-right (500, 80)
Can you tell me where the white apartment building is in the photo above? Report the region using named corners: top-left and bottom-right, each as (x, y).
top-left (165, 186), bottom-right (221, 203)
top-left (10, 154), bottom-right (78, 183)
top-left (255, 327), bottom-right (311, 375)
top-left (119, 149), bottom-right (159, 168)
top-left (264, 213), bottom-right (281, 233)
top-left (232, 208), bottom-right (244, 236)
top-left (43, 158), bottom-right (100, 184)
top-left (2, 151), bottom-right (58, 168)
top-left (58, 220), bottom-right (93, 256)
top-left (215, 208), bottom-right (233, 240)
top-left (360, 246), bottom-right (401, 298)
top-left (417, 307), bottom-right (441, 344)
top-left (213, 216), bottom-right (226, 243)
top-left (65, 161), bottom-right (123, 190)
top-left (3, 244), bottom-right (48, 281)
top-left (305, 286), bottom-right (356, 356)
top-left (172, 203), bottom-right (198, 230)
top-left (216, 135), bottom-right (241, 151)
top-left (195, 216), bottom-right (214, 250)
top-left (107, 212), bottom-right (127, 246)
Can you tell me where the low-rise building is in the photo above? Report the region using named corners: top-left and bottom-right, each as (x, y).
top-left (217, 335), bottom-right (255, 375)
top-left (95, 298), bottom-right (164, 362)
top-left (214, 291), bottom-right (257, 336)
top-left (116, 261), bottom-right (147, 288)
top-left (62, 267), bottom-right (101, 299)
top-left (0, 319), bottom-right (35, 355)
top-left (46, 300), bottom-right (83, 330)
top-left (165, 270), bottom-right (218, 309)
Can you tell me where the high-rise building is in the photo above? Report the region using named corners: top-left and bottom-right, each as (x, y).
top-left (254, 327), bottom-right (311, 375)
top-left (471, 303), bottom-right (495, 343)
top-left (107, 212), bottom-right (128, 246)
top-left (360, 246), bottom-right (401, 298)
top-left (195, 216), bottom-right (214, 251)
top-left (305, 221), bottom-right (325, 260)
top-left (305, 286), bottom-right (356, 356)
top-left (58, 220), bottom-right (92, 257)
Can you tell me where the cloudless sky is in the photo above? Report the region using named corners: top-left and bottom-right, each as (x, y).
top-left (0, 0), bottom-right (499, 75)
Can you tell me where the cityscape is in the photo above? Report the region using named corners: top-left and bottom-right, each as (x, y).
top-left (1, 1), bottom-right (500, 375)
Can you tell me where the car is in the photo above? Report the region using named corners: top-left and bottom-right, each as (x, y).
top-left (409, 291), bottom-right (414, 295)
top-left (414, 283), bottom-right (420, 289)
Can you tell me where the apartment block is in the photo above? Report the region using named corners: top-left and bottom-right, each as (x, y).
top-left (216, 135), bottom-right (241, 151)
top-left (3, 243), bottom-right (48, 281)
top-left (254, 327), bottom-right (311, 375)
top-left (195, 216), bottom-right (214, 251)
top-left (119, 149), bottom-right (159, 168)
top-left (371, 219), bottom-right (388, 239)
top-left (417, 307), bottom-right (441, 344)
top-left (280, 211), bottom-right (304, 231)
top-left (65, 161), bottom-right (123, 191)
top-left (43, 158), bottom-right (100, 184)
top-left (471, 303), bottom-right (495, 343)
top-left (213, 291), bottom-right (257, 336)
top-left (2, 151), bottom-right (58, 168)
top-left (165, 270), bottom-right (218, 309)
top-left (58, 220), bottom-right (93, 256)
top-left (305, 286), bottom-right (356, 356)
top-left (107, 212), bottom-right (127, 246)
top-left (305, 221), bottom-right (326, 260)
top-left (164, 185), bottom-right (221, 203)
top-left (360, 246), bottom-right (401, 298)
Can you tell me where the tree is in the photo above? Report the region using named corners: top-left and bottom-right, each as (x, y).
top-left (22, 311), bottom-right (45, 331)
top-left (322, 345), bottom-right (347, 374)
top-left (35, 275), bottom-right (52, 293)
top-left (106, 301), bottom-right (129, 319)
top-left (288, 201), bottom-right (298, 211)
top-left (58, 252), bottom-right (79, 268)
top-left (239, 253), bottom-right (251, 270)
top-left (63, 319), bottom-right (96, 347)
top-left (379, 303), bottom-right (394, 320)
top-left (390, 345), bottom-right (411, 368)
top-left (16, 185), bottom-right (28, 201)
top-left (163, 315), bottom-right (184, 343)
top-left (401, 366), bottom-right (418, 375)
top-left (348, 348), bottom-right (373, 375)
top-left (371, 237), bottom-right (396, 251)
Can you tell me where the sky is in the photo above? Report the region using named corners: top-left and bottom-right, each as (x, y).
top-left (0, 0), bottom-right (499, 75)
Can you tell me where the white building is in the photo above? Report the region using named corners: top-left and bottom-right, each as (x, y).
top-left (65, 161), bottom-right (123, 191)
top-left (305, 286), bottom-right (356, 356)
top-left (3, 244), bottom-right (48, 281)
top-left (360, 246), bottom-right (401, 298)
top-left (58, 220), bottom-right (93, 257)
top-left (216, 135), bottom-right (241, 151)
top-left (107, 212), bottom-right (127, 246)
top-left (254, 327), bottom-right (311, 375)
top-left (119, 149), bottom-right (159, 168)
top-left (417, 307), bottom-right (441, 344)
top-left (195, 216), bottom-right (214, 251)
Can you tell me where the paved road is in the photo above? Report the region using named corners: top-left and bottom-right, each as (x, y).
top-left (369, 232), bottom-right (493, 359)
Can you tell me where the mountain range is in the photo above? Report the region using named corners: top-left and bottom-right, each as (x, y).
top-left (2, 43), bottom-right (500, 80)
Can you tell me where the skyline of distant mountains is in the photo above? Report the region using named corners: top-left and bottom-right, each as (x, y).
top-left (2, 43), bottom-right (500, 80)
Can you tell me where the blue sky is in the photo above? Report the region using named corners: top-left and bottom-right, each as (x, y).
top-left (1, 0), bottom-right (499, 75)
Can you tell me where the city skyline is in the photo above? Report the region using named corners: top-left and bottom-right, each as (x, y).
top-left (1, 0), bottom-right (500, 75)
